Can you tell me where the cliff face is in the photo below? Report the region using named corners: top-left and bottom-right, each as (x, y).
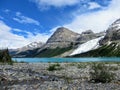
top-left (10, 42), bottom-right (44, 58)
top-left (29, 27), bottom-right (81, 57)
top-left (45, 27), bottom-right (80, 48)
top-left (100, 18), bottom-right (120, 45)
top-left (76, 30), bottom-right (98, 44)
top-left (10, 27), bottom-right (105, 57)
top-left (71, 18), bottom-right (120, 57)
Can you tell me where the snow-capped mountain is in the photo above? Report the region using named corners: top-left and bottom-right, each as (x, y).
top-left (71, 18), bottom-right (120, 57)
top-left (34, 27), bottom-right (104, 57)
top-left (100, 18), bottom-right (120, 45)
top-left (10, 18), bottom-right (120, 58)
top-left (10, 27), bottom-right (105, 57)
top-left (70, 36), bottom-right (104, 56)
top-left (27, 42), bottom-right (41, 48)
top-left (17, 42), bottom-right (44, 53)
top-left (109, 18), bottom-right (120, 30)
top-left (10, 42), bottom-right (44, 57)
top-left (44, 27), bottom-right (104, 49)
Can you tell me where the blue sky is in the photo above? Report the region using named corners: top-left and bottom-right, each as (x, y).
top-left (0, 0), bottom-right (120, 49)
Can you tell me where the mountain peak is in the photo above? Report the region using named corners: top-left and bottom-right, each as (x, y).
top-left (16, 41), bottom-right (44, 52)
top-left (112, 18), bottom-right (120, 25)
top-left (46, 27), bottom-right (80, 48)
top-left (26, 42), bottom-right (44, 48)
top-left (56, 27), bottom-right (68, 31)
top-left (47, 27), bottom-right (80, 43)
top-left (54, 27), bottom-right (77, 34)
top-left (81, 30), bottom-right (94, 35)
top-left (100, 18), bottom-right (120, 45)
top-left (108, 18), bottom-right (120, 31)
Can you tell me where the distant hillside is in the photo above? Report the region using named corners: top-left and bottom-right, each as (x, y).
top-left (36, 46), bottom-right (72, 57)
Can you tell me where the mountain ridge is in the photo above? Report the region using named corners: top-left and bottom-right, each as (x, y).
top-left (10, 18), bottom-right (120, 57)
top-left (71, 18), bottom-right (120, 57)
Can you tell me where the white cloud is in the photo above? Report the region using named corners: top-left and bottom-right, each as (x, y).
top-left (13, 12), bottom-right (40, 25)
top-left (30, 0), bottom-right (104, 10)
top-left (27, 33), bottom-right (50, 43)
top-left (62, 0), bottom-right (120, 33)
top-left (88, 2), bottom-right (101, 9)
top-left (0, 20), bottom-right (50, 49)
top-left (0, 21), bottom-right (29, 49)
top-left (30, 0), bottom-right (81, 9)
top-left (13, 28), bottom-right (24, 32)
top-left (12, 28), bottom-right (32, 35)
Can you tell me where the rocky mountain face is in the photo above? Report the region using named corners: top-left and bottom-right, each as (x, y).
top-left (76, 30), bottom-right (98, 44)
top-left (100, 18), bottom-right (120, 45)
top-left (71, 18), bottom-right (120, 57)
top-left (17, 42), bottom-right (44, 52)
top-left (10, 18), bottom-right (120, 57)
top-left (45, 27), bottom-right (104, 49)
top-left (47, 28), bottom-right (105, 48)
top-left (34, 27), bottom-right (81, 57)
top-left (10, 27), bottom-right (105, 57)
top-left (10, 42), bottom-right (44, 57)
top-left (45, 27), bottom-right (80, 48)
top-left (35, 27), bottom-right (105, 57)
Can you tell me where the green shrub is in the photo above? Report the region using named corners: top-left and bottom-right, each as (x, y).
top-left (90, 63), bottom-right (115, 83)
top-left (0, 49), bottom-right (13, 65)
top-left (47, 63), bottom-right (62, 71)
top-left (69, 63), bottom-right (76, 66)
top-left (47, 65), bottom-right (56, 71)
top-left (77, 63), bottom-right (87, 69)
top-left (36, 46), bottom-right (72, 57)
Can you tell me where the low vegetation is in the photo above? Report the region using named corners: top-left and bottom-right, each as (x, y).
top-left (77, 63), bottom-right (87, 69)
top-left (0, 49), bottom-right (13, 65)
top-left (47, 63), bottom-right (62, 71)
top-left (90, 62), bottom-right (116, 83)
top-left (36, 46), bottom-right (72, 57)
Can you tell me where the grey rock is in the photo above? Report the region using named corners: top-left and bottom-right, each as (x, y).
top-left (81, 30), bottom-right (94, 35)
top-left (45, 27), bottom-right (80, 48)
top-left (10, 27), bottom-right (105, 57)
top-left (76, 30), bottom-right (104, 45)
top-left (100, 18), bottom-right (120, 45)
top-left (96, 31), bottom-right (106, 37)
top-left (76, 34), bottom-right (96, 44)
top-left (0, 63), bottom-right (120, 90)
top-left (45, 28), bottom-right (104, 49)
top-left (10, 42), bottom-right (44, 57)
top-left (13, 42), bottom-right (44, 53)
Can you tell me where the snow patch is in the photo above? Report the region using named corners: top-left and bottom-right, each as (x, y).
top-left (70, 36), bottom-right (104, 56)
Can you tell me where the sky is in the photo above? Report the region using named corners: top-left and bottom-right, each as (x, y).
top-left (0, 0), bottom-right (120, 49)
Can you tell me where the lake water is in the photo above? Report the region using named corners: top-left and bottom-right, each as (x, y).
top-left (12, 57), bottom-right (120, 63)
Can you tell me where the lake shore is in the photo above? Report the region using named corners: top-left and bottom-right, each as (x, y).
top-left (0, 62), bottom-right (120, 90)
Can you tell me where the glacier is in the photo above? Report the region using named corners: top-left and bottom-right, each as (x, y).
top-left (70, 36), bottom-right (104, 56)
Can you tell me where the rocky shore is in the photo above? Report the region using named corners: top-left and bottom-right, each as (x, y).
top-left (0, 62), bottom-right (120, 90)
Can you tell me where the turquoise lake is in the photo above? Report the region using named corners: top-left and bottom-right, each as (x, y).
top-left (12, 57), bottom-right (120, 63)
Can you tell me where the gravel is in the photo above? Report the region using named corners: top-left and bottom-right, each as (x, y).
top-left (0, 63), bottom-right (120, 90)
